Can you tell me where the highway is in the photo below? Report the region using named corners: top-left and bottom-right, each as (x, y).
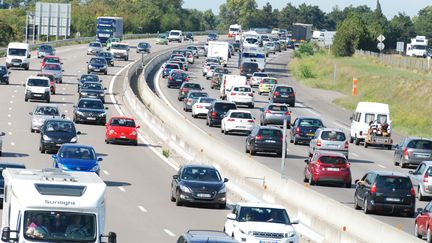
top-left (154, 46), bottom-right (425, 235)
top-left (0, 38), bottom-right (229, 242)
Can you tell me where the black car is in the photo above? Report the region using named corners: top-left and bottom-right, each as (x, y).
top-left (170, 163), bottom-right (228, 208)
top-left (246, 126), bottom-right (284, 157)
top-left (136, 42), bottom-right (151, 53)
top-left (73, 98), bottom-right (108, 125)
top-left (0, 162), bottom-right (26, 208)
top-left (87, 57), bottom-right (108, 75)
top-left (97, 51), bottom-right (114, 66)
top-left (0, 65), bottom-right (10, 84)
top-left (233, 41), bottom-right (240, 52)
top-left (167, 70), bottom-right (189, 88)
top-left (178, 82), bottom-right (202, 101)
top-left (177, 230), bottom-right (237, 243)
top-left (184, 32), bottom-right (194, 41)
top-left (79, 82), bottom-right (106, 103)
top-left (37, 44), bottom-right (55, 58)
top-left (269, 84), bottom-right (296, 106)
top-left (206, 101), bottom-right (237, 127)
top-left (290, 117), bottom-right (324, 145)
top-left (240, 62), bottom-right (259, 79)
top-left (39, 119), bottom-right (80, 153)
top-left (207, 32), bottom-right (218, 41)
top-left (354, 171), bottom-right (416, 217)
top-left (77, 74), bottom-right (100, 93)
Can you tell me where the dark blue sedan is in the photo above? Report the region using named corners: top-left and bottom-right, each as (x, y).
top-left (52, 144), bottom-right (102, 175)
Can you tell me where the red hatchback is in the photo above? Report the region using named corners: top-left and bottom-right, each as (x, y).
top-left (41, 56), bottom-right (62, 69)
top-left (304, 151), bottom-right (351, 188)
top-left (415, 201), bottom-right (432, 241)
top-left (105, 116), bottom-right (140, 145)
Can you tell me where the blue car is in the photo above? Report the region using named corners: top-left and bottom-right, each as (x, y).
top-left (52, 144), bottom-right (102, 175)
top-left (162, 63), bottom-right (180, 78)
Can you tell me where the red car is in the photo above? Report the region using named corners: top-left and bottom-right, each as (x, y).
top-left (36, 73), bottom-right (56, 94)
top-left (415, 201), bottom-right (432, 240)
top-left (105, 116), bottom-right (140, 145)
top-left (41, 56), bottom-right (62, 69)
top-left (303, 151), bottom-right (351, 188)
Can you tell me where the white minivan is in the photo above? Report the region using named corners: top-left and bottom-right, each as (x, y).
top-left (6, 42), bottom-right (30, 70)
top-left (220, 74), bottom-right (247, 100)
top-left (24, 76), bottom-right (51, 103)
top-left (350, 102), bottom-right (391, 145)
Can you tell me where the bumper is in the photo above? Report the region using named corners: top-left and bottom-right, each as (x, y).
top-left (106, 136), bottom-right (137, 144)
top-left (31, 121), bottom-right (44, 131)
top-left (263, 116), bottom-right (291, 125)
top-left (178, 191), bottom-right (226, 205)
top-left (7, 61), bottom-right (28, 68)
top-left (87, 49), bottom-right (100, 55)
top-left (241, 235), bottom-right (297, 243)
top-left (0, 77), bottom-right (9, 83)
top-left (252, 143), bottom-right (283, 153)
top-left (315, 149), bottom-right (349, 158)
top-left (370, 200), bottom-right (415, 213)
top-left (41, 141), bottom-right (70, 152)
top-left (294, 135), bottom-right (313, 144)
top-left (80, 94), bottom-right (105, 102)
top-left (88, 67), bottom-right (107, 73)
top-left (167, 81), bottom-right (184, 88)
top-left (26, 91), bottom-right (50, 101)
top-left (225, 124), bottom-right (254, 133)
top-left (230, 97), bottom-right (254, 104)
top-left (75, 115), bottom-right (106, 124)
top-left (112, 53), bottom-right (128, 59)
top-left (313, 172), bottom-right (351, 184)
top-left (272, 97), bottom-right (295, 104)
top-left (192, 108), bottom-right (209, 116)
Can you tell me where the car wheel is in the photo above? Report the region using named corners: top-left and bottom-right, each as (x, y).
top-left (419, 186), bottom-right (427, 201)
top-left (427, 227), bottom-right (431, 243)
top-left (354, 195), bottom-right (361, 209)
top-left (308, 175), bottom-right (315, 185)
top-left (387, 145), bottom-right (392, 150)
top-left (25, 98), bottom-right (28, 102)
top-left (277, 151), bottom-right (282, 157)
top-left (40, 145), bottom-right (46, 154)
top-left (354, 136), bottom-right (360, 146)
top-left (248, 103), bottom-right (254, 108)
top-left (208, 120), bottom-right (213, 127)
top-left (175, 191), bottom-right (183, 206)
top-left (290, 103), bottom-right (295, 107)
top-left (294, 138), bottom-right (298, 145)
top-left (104, 71), bottom-right (107, 75)
top-left (31, 128), bottom-right (35, 133)
top-left (363, 197), bottom-right (371, 214)
top-left (46, 98), bottom-right (50, 103)
top-left (192, 113), bottom-right (196, 118)
top-left (415, 223), bottom-right (421, 238)
top-left (407, 210), bottom-right (415, 218)
top-left (349, 136), bottom-right (354, 143)
top-left (401, 161), bottom-right (407, 168)
top-left (105, 139), bottom-right (109, 144)
top-left (364, 142), bottom-right (368, 148)
top-left (170, 191), bottom-right (176, 202)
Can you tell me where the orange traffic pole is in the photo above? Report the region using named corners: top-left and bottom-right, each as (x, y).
top-left (352, 77), bottom-right (358, 96)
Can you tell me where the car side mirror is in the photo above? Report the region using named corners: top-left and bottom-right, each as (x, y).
top-left (73, 105), bottom-right (76, 108)
top-left (61, 62), bottom-right (64, 64)
top-left (97, 157), bottom-right (103, 162)
top-left (77, 131), bottom-right (82, 135)
top-left (104, 88), bottom-right (107, 90)
top-left (62, 70), bottom-right (64, 72)
top-left (304, 159), bottom-right (309, 164)
top-left (52, 154), bottom-right (57, 159)
top-left (393, 144), bottom-right (399, 149)
top-left (291, 218), bottom-right (299, 224)
top-left (224, 178), bottom-right (229, 183)
top-left (86, 61), bottom-right (88, 63)
top-left (8, 71), bottom-right (10, 75)
top-left (28, 54), bottom-right (31, 58)
top-left (227, 213), bottom-right (236, 220)
top-left (173, 175), bottom-right (179, 180)
top-left (417, 208), bottom-right (424, 214)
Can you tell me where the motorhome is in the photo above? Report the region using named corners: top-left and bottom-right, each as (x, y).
top-left (6, 43), bottom-right (30, 70)
top-left (1, 169), bottom-right (116, 243)
top-left (241, 50), bottom-right (266, 71)
top-left (406, 36), bottom-right (428, 57)
top-left (228, 24), bottom-right (242, 38)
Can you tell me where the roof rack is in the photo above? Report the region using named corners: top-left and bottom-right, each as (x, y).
top-left (41, 168), bottom-right (77, 182)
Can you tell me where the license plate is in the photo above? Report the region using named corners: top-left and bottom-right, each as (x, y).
top-left (386, 197), bottom-right (400, 202)
top-left (236, 126), bottom-right (245, 128)
top-left (56, 144), bottom-right (63, 146)
top-left (120, 136), bottom-right (126, 138)
top-left (265, 140), bottom-right (276, 143)
top-left (94, 69), bottom-right (100, 71)
top-left (327, 144), bottom-right (338, 148)
top-left (307, 133), bottom-right (315, 136)
top-left (281, 95), bottom-right (288, 97)
top-left (327, 168), bottom-right (340, 171)
top-left (176, 79), bottom-right (182, 82)
top-left (259, 241), bottom-right (278, 243)
top-left (33, 94), bottom-right (42, 97)
top-left (87, 117), bottom-right (96, 120)
top-left (197, 193), bottom-right (211, 198)
top-left (13, 63), bottom-right (20, 66)
top-left (415, 153), bottom-right (430, 158)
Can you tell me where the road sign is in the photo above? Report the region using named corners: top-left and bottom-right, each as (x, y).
top-left (377, 43), bottom-right (385, 51)
top-left (377, 34), bottom-right (386, 42)
top-left (396, 42), bottom-right (404, 52)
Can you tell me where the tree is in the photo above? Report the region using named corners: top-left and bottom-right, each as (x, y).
top-left (0, 19), bottom-right (14, 46)
top-left (202, 10), bottom-right (217, 30)
top-left (296, 4), bottom-right (326, 29)
top-left (388, 13), bottom-right (415, 48)
top-left (324, 6), bottom-right (346, 30)
top-left (218, 0), bottom-right (257, 30)
top-left (277, 3), bottom-right (298, 29)
top-left (414, 6), bottom-right (432, 38)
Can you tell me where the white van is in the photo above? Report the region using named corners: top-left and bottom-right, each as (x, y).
top-left (24, 76), bottom-right (51, 103)
top-left (6, 42), bottom-right (31, 70)
top-left (350, 102), bottom-right (391, 145)
top-left (220, 74), bottom-right (247, 100)
top-left (168, 30), bottom-right (183, 43)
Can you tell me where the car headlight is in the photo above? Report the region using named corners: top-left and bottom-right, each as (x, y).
top-left (70, 136), bottom-right (77, 143)
top-left (81, 92), bottom-right (88, 96)
top-left (98, 112), bottom-right (106, 117)
top-left (218, 185), bottom-right (226, 194)
top-left (100, 93), bottom-right (105, 96)
top-left (239, 228), bottom-right (252, 235)
top-left (42, 135), bottom-right (51, 141)
top-left (91, 164), bottom-right (100, 172)
top-left (179, 185), bottom-right (192, 193)
top-left (285, 231), bottom-right (296, 238)
top-left (76, 111), bottom-right (84, 116)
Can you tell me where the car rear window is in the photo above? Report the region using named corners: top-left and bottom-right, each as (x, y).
top-left (268, 105), bottom-right (288, 112)
top-left (215, 103), bottom-right (237, 111)
top-left (189, 92), bottom-right (208, 98)
top-left (254, 73), bottom-right (268, 77)
top-left (299, 119), bottom-right (323, 127)
top-left (172, 72), bottom-right (187, 79)
top-left (233, 87), bottom-right (251, 92)
top-left (259, 129), bottom-right (282, 137)
top-left (166, 64), bottom-right (179, 69)
top-left (184, 83), bottom-right (201, 89)
top-left (242, 63), bottom-right (258, 69)
top-left (230, 112), bottom-right (252, 119)
top-left (321, 131), bottom-right (346, 141)
top-left (407, 140), bottom-right (432, 149)
top-left (376, 176), bottom-right (412, 189)
top-left (318, 156), bottom-right (347, 164)
top-left (275, 86), bottom-right (293, 93)
top-left (263, 78), bottom-right (277, 84)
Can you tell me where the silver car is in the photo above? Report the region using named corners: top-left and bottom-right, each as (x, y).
top-left (308, 128), bottom-right (349, 159)
top-left (409, 161), bottom-right (432, 201)
top-left (183, 91), bottom-right (209, 112)
top-left (265, 42), bottom-right (276, 54)
top-left (394, 137), bottom-right (432, 168)
top-left (260, 103), bottom-right (291, 127)
top-left (41, 63), bottom-right (63, 83)
top-left (29, 104), bottom-right (62, 132)
top-left (87, 42), bottom-right (103, 55)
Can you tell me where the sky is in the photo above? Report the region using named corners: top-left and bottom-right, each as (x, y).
top-left (182, 0), bottom-right (431, 18)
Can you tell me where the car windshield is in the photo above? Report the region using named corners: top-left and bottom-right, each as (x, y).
top-left (39, 46), bottom-right (53, 52)
top-left (321, 131), bottom-right (346, 141)
top-left (8, 48), bottom-right (26, 56)
top-left (181, 167), bottom-right (221, 182)
top-left (230, 112), bottom-right (252, 119)
top-left (81, 83), bottom-right (103, 90)
top-left (189, 92), bottom-right (208, 99)
top-left (187, 46), bottom-right (197, 50)
top-left (215, 103), bottom-right (237, 111)
top-left (376, 176), bottom-right (412, 190)
top-left (111, 44), bottom-right (128, 50)
top-left (89, 42), bottom-right (101, 47)
top-left (170, 32), bottom-right (180, 36)
top-left (238, 207), bottom-right (290, 224)
top-left (198, 98), bottom-right (215, 104)
top-left (407, 140), bottom-right (432, 149)
top-left (172, 72), bottom-right (187, 79)
top-left (245, 38), bottom-right (258, 44)
top-left (268, 105), bottom-right (288, 112)
top-left (233, 86), bottom-right (251, 92)
top-left (24, 211), bottom-right (96, 242)
top-left (44, 121), bottom-right (75, 133)
top-left (138, 43), bottom-right (149, 47)
top-left (81, 75), bottom-right (99, 82)
top-left (254, 73), bottom-right (268, 77)
top-left (59, 146), bottom-right (96, 160)
top-left (90, 58), bottom-right (106, 65)
top-left (110, 38), bottom-right (120, 42)
top-left (45, 57), bottom-right (60, 63)
top-left (35, 106), bottom-right (59, 116)
top-left (110, 118), bottom-right (136, 127)
top-left (184, 83), bottom-right (201, 89)
top-left (44, 64), bottom-right (61, 71)
top-left (318, 156), bottom-right (347, 164)
top-left (166, 64), bottom-right (179, 69)
top-left (299, 119), bottom-right (323, 127)
top-left (78, 100), bottom-right (104, 109)
top-left (276, 87), bottom-right (293, 93)
top-left (262, 78), bottom-right (277, 84)
top-left (28, 79), bottom-right (49, 87)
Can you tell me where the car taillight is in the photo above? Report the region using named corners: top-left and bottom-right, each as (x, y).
top-left (227, 118), bottom-right (235, 122)
top-left (256, 135), bottom-right (263, 140)
top-left (295, 127), bottom-right (300, 135)
top-left (404, 148), bottom-right (409, 158)
top-left (188, 98), bottom-right (192, 103)
top-left (410, 187), bottom-right (416, 197)
top-left (231, 92), bottom-right (236, 96)
top-left (274, 91), bottom-right (280, 96)
top-left (247, 119), bottom-right (254, 123)
top-left (424, 173), bottom-right (429, 183)
top-left (316, 139), bottom-right (322, 147)
top-left (223, 79), bottom-right (226, 86)
top-left (344, 141), bottom-right (349, 149)
top-left (289, 92), bottom-right (295, 97)
top-left (248, 93), bottom-right (253, 97)
top-left (265, 110), bottom-right (272, 114)
top-left (181, 88), bottom-right (188, 93)
top-left (211, 112), bottom-right (217, 118)
top-left (370, 183), bottom-right (377, 194)
top-left (185, 77), bottom-right (189, 81)
top-left (169, 77), bottom-right (173, 81)
top-left (196, 105), bottom-right (203, 108)
top-left (284, 111), bottom-right (291, 115)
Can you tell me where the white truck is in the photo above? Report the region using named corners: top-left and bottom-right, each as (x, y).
top-left (207, 41), bottom-right (230, 67)
top-left (1, 168), bottom-right (116, 243)
top-left (220, 74), bottom-right (247, 100)
top-left (228, 24), bottom-right (241, 38)
top-left (406, 36), bottom-right (428, 57)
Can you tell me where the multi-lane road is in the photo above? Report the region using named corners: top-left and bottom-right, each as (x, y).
top-left (0, 38), bottom-right (230, 242)
top-left (154, 46), bottom-right (424, 235)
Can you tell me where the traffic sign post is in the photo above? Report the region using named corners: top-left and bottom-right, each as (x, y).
top-left (376, 34), bottom-right (385, 55)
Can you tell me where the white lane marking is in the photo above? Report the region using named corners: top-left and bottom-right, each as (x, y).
top-left (137, 205), bottom-right (148, 213)
top-left (7, 114), bottom-right (11, 118)
top-left (333, 121), bottom-right (350, 130)
top-left (8, 132), bottom-right (12, 135)
top-left (10, 142), bottom-right (15, 146)
top-left (163, 229), bottom-right (175, 237)
top-left (9, 101), bottom-right (13, 104)
top-left (118, 186), bottom-right (126, 192)
top-left (65, 110), bottom-right (68, 113)
top-left (103, 170), bottom-right (110, 176)
top-left (14, 90), bottom-right (17, 93)
top-left (8, 107), bottom-right (12, 110)
top-left (7, 122), bottom-right (12, 126)
top-left (11, 95), bottom-right (14, 98)
top-left (62, 87), bottom-right (66, 90)
top-left (63, 104), bottom-right (66, 106)
top-left (351, 152), bottom-right (359, 157)
top-left (62, 97), bottom-right (65, 101)
top-left (377, 164), bottom-right (386, 168)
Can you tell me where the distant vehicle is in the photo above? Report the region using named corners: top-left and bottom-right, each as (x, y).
top-left (260, 103), bottom-right (291, 127)
top-left (290, 117), bottom-right (324, 145)
top-left (304, 151), bottom-right (351, 188)
top-left (0, 65), bottom-right (10, 84)
top-left (409, 161), bottom-right (432, 201)
top-left (110, 43), bottom-right (129, 61)
top-left (37, 44), bottom-right (55, 58)
top-left (292, 23), bottom-right (312, 45)
top-left (241, 51), bottom-right (266, 71)
top-left (29, 104), bottom-right (61, 133)
top-left (271, 28), bottom-right (280, 35)
top-left (39, 119), bottom-right (80, 153)
top-left (192, 97), bottom-right (216, 118)
top-left (24, 76), bottom-right (51, 103)
top-left (246, 126), bottom-right (284, 157)
top-left (206, 64), bottom-right (222, 80)
top-left (87, 57), bottom-right (108, 75)
top-left (196, 45), bottom-right (207, 56)
top-left (207, 41), bottom-right (229, 67)
top-left (177, 230), bottom-right (237, 243)
top-left (269, 84), bottom-right (295, 106)
top-left (406, 36), bottom-right (428, 57)
top-left (105, 116), bottom-right (140, 145)
top-left (167, 70), bottom-right (189, 89)
top-left (79, 82), bottom-right (106, 103)
top-left (106, 37), bottom-right (121, 50)
top-left (73, 98), bottom-right (108, 125)
top-left (206, 101), bottom-right (237, 127)
top-left (228, 24), bottom-right (241, 38)
top-left (186, 45), bottom-right (199, 58)
top-left (77, 74), bottom-right (100, 93)
top-left (41, 56), bottom-right (62, 69)
top-left (53, 144), bottom-right (102, 175)
top-left (308, 128), bottom-right (349, 159)
top-left (265, 42), bottom-right (277, 55)
top-left (37, 72), bottom-right (56, 94)
top-left (168, 30), bottom-right (183, 43)
top-left (0, 162), bottom-right (26, 208)
top-left (96, 16), bottom-right (124, 44)
top-left (210, 67), bottom-right (229, 89)
top-left (136, 42), bottom-right (151, 53)
top-left (226, 84), bottom-right (254, 108)
top-left (249, 72), bottom-right (269, 87)
top-left (184, 32), bottom-right (194, 41)
top-left (257, 77), bottom-right (277, 95)
top-left (183, 91), bottom-right (208, 112)
top-left (221, 109), bottom-right (255, 135)
top-left (224, 202), bottom-right (299, 242)
top-left (207, 32), bottom-right (219, 42)
top-left (394, 137), bottom-right (432, 168)
top-left (354, 171), bottom-right (416, 217)
top-left (415, 201), bottom-right (432, 240)
top-left (219, 74), bottom-right (247, 100)
top-left (41, 63), bottom-right (63, 83)
top-left (87, 42), bottom-right (103, 55)
top-left (6, 42), bottom-right (30, 70)
top-left (156, 34), bottom-right (168, 45)
top-left (97, 51), bottom-right (114, 66)
top-left (178, 82), bottom-right (202, 101)
top-left (170, 163), bottom-right (228, 208)
top-left (163, 63), bottom-right (180, 78)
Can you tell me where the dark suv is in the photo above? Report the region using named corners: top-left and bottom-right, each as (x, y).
top-left (206, 101), bottom-right (237, 127)
top-left (269, 84), bottom-right (296, 107)
top-left (246, 126), bottom-right (284, 157)
top-left (240, 62), bottom-right (259, 79)
top-left (176, 230), bottom-right (236, 243)
top-left (354, 171), bottom-right (416, 217)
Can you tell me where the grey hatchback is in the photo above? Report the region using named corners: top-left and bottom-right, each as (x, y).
top-left (394, 137), bottom-right (432, 168)
top-left (260, 103), bottom-right (291, 127)
top-left (308, 128), bottom-right (349, 159)
top-left (183, 91), bottom-right (209, 112)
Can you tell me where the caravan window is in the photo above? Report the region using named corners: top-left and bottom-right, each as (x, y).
top-left (377, 114), bottom-right (387, 124)
top-left (364, 113), bottom-right (375, 124)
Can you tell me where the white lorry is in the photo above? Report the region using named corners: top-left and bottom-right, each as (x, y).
top-left (1, 169), bottom-right (116, 243)
top-left (6, 43), bottom-right (30, 70)
top-left (406, 36), bottom-right (428, 57)
top-left (207, 41), bottom-right (230, 67)
top-left (220, 74), bottom-right (247, 100)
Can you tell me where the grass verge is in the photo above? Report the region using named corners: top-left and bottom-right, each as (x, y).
top-left (289, 51), bottom-right (432, 137)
